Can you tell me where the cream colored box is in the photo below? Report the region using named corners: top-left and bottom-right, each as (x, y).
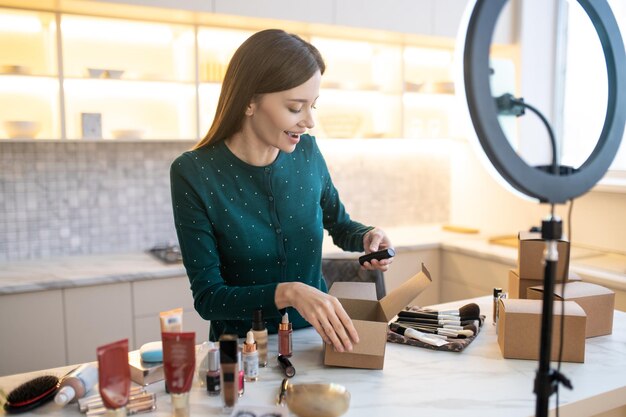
top-left (527, 281), bottom-right (614, 338)
top-left (128, 350), bottom-right (164, 386)
top-left (324, 264), bottom-right (431, 370)
top-left (498, 298), bottom-right (586, 363)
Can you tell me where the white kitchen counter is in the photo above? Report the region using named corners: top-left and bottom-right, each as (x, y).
top-left (0, 296), bottom-right (624, 417)
top-left (0, 224), bottom-right (624, 295)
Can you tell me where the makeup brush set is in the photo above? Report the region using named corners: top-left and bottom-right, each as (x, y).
top-left (387, 303), bottom-right (486, 352)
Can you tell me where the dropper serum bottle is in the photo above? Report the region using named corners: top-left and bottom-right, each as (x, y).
top-left (278, 312), bottom-right (293, 357)
top-left (242, 330), bottom-right (259, 382)
top-left (251, 309), bottom-right (268, 367)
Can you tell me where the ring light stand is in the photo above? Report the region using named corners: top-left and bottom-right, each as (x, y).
top-left (460, 1), bottom-right (626, 416)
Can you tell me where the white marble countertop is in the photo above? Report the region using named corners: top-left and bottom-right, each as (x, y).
top-left (1, 224), bottom-right (624, 295)
top-left (0, 296), bottom-right (624, 417)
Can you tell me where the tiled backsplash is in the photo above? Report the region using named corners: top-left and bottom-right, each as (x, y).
top-left (0, 140), bottom-right (449, 261)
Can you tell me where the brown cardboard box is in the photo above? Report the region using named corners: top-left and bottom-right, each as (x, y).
top-left (508, 269), bottom-right (581, 299)
top-left (518, 231), bottom-right (570, 280)
top-left (527, 281), bottom-right (615, 338)
top-left (497, 298), bottom-right (586, 362)
top-left (324, 264), bottom-right (432, 369)
top-left (508, 269), bottom-right (542, 299)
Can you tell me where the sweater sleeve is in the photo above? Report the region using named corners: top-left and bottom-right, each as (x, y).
top-left (312, 141), bottom-right (374, 252)
top-left (170, 153), bottom-right (282, 322)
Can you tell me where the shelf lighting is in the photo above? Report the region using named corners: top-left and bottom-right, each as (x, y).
top-left (64, 79), bottom-right (194, 99)
top-left (404, 47), bottom-right (452, 67)
top-left (61, 17), bottom-right (173, 44)
top-left (0, 75), bottom-right (57, 93)
top-left (312, 38), bottom-right (373, 60)
top-left (0, 13), bottom-right (42, 33)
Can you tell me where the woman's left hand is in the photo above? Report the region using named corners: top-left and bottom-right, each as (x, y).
top-left (362, 227), bottom-right (393, 271)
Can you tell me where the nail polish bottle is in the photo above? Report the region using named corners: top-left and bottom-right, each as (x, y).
top-left (493, 288), bottom-right (503, 325)
top-left (278, 312), bottom-right (293, 358)
top-left (218, 335), bottom-right (238, 411)
top-left (251, 309), bottom-right (268, 367)
top-left (242, 331), bottom-right (259, 382)
top-left (205, 347), bottom-right (220, 396)
top-left (237, 350), bottom-right (245, 397)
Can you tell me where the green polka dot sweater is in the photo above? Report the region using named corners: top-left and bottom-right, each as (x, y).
top-left (170, 134), bottom-right (373, 340)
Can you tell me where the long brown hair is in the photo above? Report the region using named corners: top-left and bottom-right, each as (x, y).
top-left (194, 29), bottom-right (325, 150)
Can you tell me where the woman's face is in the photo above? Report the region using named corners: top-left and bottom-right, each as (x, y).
top-left (245, 70), bottom-right (321, 153)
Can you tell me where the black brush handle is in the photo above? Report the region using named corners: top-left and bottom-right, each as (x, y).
top-left (358, 248), bottom-right (395, 265)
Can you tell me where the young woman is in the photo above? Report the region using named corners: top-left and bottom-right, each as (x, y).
top-left (170, 29), bottom-right (393, 353)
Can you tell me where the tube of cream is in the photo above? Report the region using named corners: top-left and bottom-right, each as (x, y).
top-left (96, 339), bottom-right (131, 417)
top-left (162, 332), bottom-right (196, 417)
top-left (159, 308), bottom-right (183, 332)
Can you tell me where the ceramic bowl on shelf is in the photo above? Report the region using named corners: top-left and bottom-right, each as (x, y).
top-left (111, 129), bottom-right (145, 139)
top-left (104, 69), bottom-right (124, 79)
top-left (86, 68), bottom-right (105, 78)
top-left (3, 120), bottom-right (41, 139)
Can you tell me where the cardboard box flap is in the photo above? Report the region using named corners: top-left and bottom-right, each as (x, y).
top-left (529, 282), bottom-right (615, 299)
top-left (379, 263), bottom-right (432, 322)
top-left (501, 298), bottom-right (586, 317)
top-left (329, 281), bottom-right (377, 301)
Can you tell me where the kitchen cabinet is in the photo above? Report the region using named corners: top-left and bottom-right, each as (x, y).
top-left (0, 2), bottom-right (517, 142)
top-left (64, 282), bottom-right (134, 364)
top-left (0, 290), bottom-right (66, 376)
top-left (439, 249), bottom-right (514, 303)
top-left (335, 0), bottom-right (433, 36)
top-left (384, 248), bottom-right (440, 307)
top-left (60, 15), bottom-right (197, 140)
top-left (0, 8), bottom-right (60, 140)
top-left (132, 276), bottom-right (209, 347)
top-left (214, 0), bottom-right (334, 25)
top-left (0, 275), bottom-right (210, 376)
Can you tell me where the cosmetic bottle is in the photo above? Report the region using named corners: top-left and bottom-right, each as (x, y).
top-left (278, 312), bottom-right (293, 357)
top-left (97, 339), bottom-right (131, 417)
top-left (277, 355), bottom-right (296, 378)
top-left (218, 335), bottom-right (238, 411)
top-left (195, 341), bottom-right (209, 387)
top-left (251, 309), bottom-right (268, 367)
top-left (205, 347), bottom-right (220, 396)
top-left (242, 330), bottom-right (259, 382)
top-left (54, 363), bottom-right (98, 405)
top-left (495, 291), bottom-right (507, 334)
top-left (237, 350), bottom-right (245, 397)
top-left (493, 288), bottom-right (502, 325)
top-left (162, 332), bottom-right (195, 417)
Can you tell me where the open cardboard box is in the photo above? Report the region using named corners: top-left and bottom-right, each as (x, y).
top-left (324, 263), bottom-right (432, 369)
top-left (498, 298), bottom-right (586, 363)
top-left (518, 231), bottom-right (570, 280)
top-left (527, 281), bottom-right (615, 338)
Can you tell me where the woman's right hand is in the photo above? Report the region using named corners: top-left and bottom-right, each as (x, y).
top-left (275, 282), bottom-right (359, 353)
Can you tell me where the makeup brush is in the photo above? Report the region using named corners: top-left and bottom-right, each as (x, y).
top-left (395, 322), bottom-right (478, 339)
top-left (396, 321), bottom-right (472, 332)
top-left (3, 375), bottom-right (59, 414)
top-left (395, 316), bottom-right (463, 326)
top-left (399, 303), bottom-right (480, 321)
top-left (389, 323), bottom-right (449, 347)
